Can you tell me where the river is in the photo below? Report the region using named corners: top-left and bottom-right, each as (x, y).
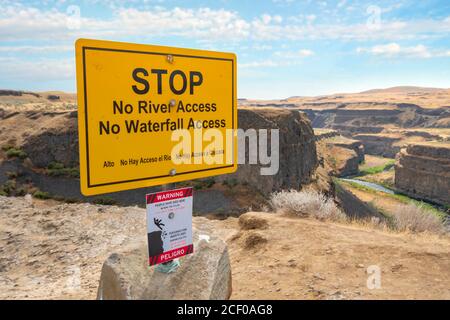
top-left (340, 178), bottom-right (395, 195)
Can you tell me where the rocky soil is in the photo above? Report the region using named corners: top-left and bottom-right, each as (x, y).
top-left (1, 196), bottom-right (450, 300)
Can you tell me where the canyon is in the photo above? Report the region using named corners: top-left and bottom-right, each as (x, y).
top-left (0, 98), bottom-right (319, 214)
top-left (0, 87), bottom-right (449, 300)
top-left (242, 86), bottom-right (449, 209)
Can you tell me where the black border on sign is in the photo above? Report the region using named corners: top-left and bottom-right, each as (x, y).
top-left (82, 46), bottom-right (235, 188)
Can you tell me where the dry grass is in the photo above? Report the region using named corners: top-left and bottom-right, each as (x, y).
top-left (392, 204), bottom-right (446, 234)
top-left (347, 204), bottom-right (448, 236)
top-left (270, 189), bottom-right (346, 222)
top-left (270, 189), bottom-right (448, 236)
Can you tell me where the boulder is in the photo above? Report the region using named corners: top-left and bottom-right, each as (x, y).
top-left (96, 230), bottom-right (232, 300)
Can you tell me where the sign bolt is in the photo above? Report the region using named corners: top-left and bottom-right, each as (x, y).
top-left (169, 99), bottom-right (176, 107)
top-left (166, 55), bottom-right (174, 63)
top-left (169, 169), bottom-right (176, 176)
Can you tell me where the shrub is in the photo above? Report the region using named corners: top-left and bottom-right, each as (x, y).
top-left (194, 183), bottom-right (203, 190)
top-left (33, 190), bottom-right (50, 199)
top-left (270, 189), bottom-right (346, 221)
top-left (392, 204), bottom-right (446, 234)
top-left (47, 162), bottom-right (80, 178)
top-left (5, 171), bottom-right (18, 179)
top-left (1, 180), bottom-right (16, 195)
top-left (223, 178), bottom-right (238, 189)
top-left (204, 177), bottom-right (215, 188)
top-left (15, 187), bottom-right (26, 196)
top-left (93, 197), bottom-right (116, 205)
top-left (48, 162), bottom-right (64, 170)
top-left (5, 148), bottom-right (27, 159)
top-left (193, 178), bottom-right (216, 190)
top-left (1, 144), bottom-right (14, 151)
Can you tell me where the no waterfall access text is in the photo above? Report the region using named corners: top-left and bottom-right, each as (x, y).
top-left (75, 39), bottom-right (238, 195)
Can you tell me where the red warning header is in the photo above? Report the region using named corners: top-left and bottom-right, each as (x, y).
top-left (146, 187), bottom-right (193, 204)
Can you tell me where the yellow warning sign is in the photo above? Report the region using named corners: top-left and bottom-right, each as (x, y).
top-left (75, 39), bottom-right (237, 196)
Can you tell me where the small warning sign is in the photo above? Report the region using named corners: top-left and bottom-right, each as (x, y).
top-left (146, 187), bottom-right (193, 266)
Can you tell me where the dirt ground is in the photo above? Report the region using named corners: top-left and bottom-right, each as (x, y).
top-left (228, 212), bottom-right (450, 300)
top-left (1, 195), bottom-right (449, 300)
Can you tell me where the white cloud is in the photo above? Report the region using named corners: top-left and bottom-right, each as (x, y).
top-left (239, 59), bottom-right (281, 68)
top-left (241, 49), bottom-right (313, 69)
top-left (299, 49), bottom-right (314, 57)
top-left (357, 43), bottom-right (450, 58)
top-left (273, 15), bottom-right (283, 23)
top-left (306, 14), bottom-right (317, 23)
top-left (0, 57), bottom-right (74, 81)
top-left (337, 0), bottom-right (347, 8)
top-left (274, 49), bottom-right (315, 58)
top-left (357, 43), bottom-right (401, 56)
top-left (0, 5), bottom-right (251, 41)
top-left (0, 45), bottom-right (73, 53)
top-left (272, 0), bottom-right (295, 4)
top-left (116, 7), bottom-right (251, 40)
top-left (261, 14), bottom-right (272, 25)
top-left (0, 2), bottom-right (449, 86)
top-left (239, 58), bottom-right (307, 69)
top-left (0, 4), bottom-right (449, 43)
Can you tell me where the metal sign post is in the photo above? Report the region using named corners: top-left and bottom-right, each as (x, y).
top-left (146, 184), bottom-right (193, 271)
top-left (156, 183), bottom-right (180, 273)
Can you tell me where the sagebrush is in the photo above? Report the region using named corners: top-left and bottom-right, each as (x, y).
top-left (392, 204), bottom-right (445, 234)
top-left (270, 189), bottom-right (346, 221)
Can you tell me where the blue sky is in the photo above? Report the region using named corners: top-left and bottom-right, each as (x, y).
top-left (0, 0), bottom-right (449, 99)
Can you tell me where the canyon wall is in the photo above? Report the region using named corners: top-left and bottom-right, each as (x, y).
top-left (305, 104), bottom-right (450, 158)
top-left (395, 143), bottom-right (450, 206)
top-left (224, 108), bottom-right (318, 195)
top-left (352, 134), bottom-right (401, 158)
top-left (0, 107), bottom-right (319, 211)
top-left (307, 104), bottom-right (450, 131)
